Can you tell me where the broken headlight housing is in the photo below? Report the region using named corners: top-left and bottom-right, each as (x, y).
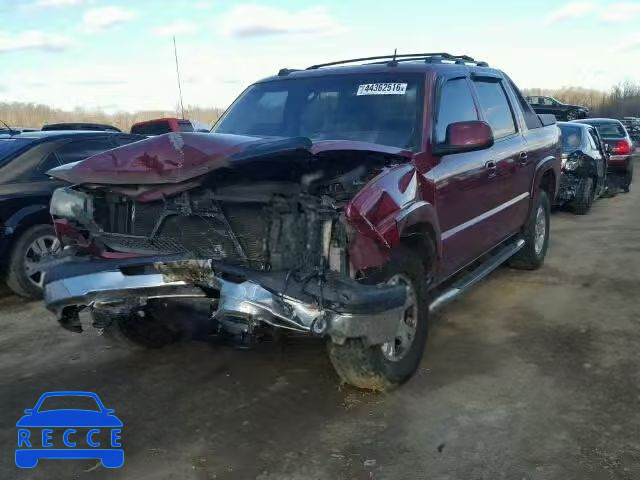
top-left (50, 187), bottom-right (91, 220)
top-left (561, 152), bottom-right (582, 171)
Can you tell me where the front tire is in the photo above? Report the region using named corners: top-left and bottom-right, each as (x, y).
top-left (6, 224), bottom-right (61, 299)
top-left (509, 191), bottom-right (551, 270)
top-left (327, 245), bottom-right (430, 391)
top-left (571, 177), bottom-right (595, 215)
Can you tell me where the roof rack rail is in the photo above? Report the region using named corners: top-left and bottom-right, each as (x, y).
top-left (306, 53), bottom-right (489, 70)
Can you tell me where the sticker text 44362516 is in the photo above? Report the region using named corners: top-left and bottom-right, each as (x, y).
top-left (356, 83), bottom-right (408, 96)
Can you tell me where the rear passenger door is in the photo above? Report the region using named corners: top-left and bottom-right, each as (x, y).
top-left (470, 75), bottom-right (528, 243)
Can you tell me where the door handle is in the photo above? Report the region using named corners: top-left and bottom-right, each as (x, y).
top-left (485, 160), bottom-right (497, 177)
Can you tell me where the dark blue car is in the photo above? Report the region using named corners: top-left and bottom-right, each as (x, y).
top-left (15, 391), bottom-right (123, 468)
top-left (0, 131), bottom-right (143, 298)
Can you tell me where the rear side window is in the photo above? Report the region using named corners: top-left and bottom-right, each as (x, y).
top-left (507, 80), bottom-right (542, 130)
top-left (178, 120), bottom-right (194, 132)
top-left (131, 122), bottom-right (172, 135)
top-left (54, 138), bottom-right (115, 165)
top-left (473, 80), bottom-right (517, 140)
top-left (434, 78), bottom-right (478, 144)
top-left (559, 125), bottom-right (583, 152)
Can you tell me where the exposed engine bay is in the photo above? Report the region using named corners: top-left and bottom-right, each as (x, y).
top-left (46, 145), bottom-right (410, 347)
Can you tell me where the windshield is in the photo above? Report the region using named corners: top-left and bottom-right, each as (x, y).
top-left (592, 122), bottom-right (626, 139)
top-left (559, 125), bottom-right (583, 152)
top-left (214, 74), bottom-right (424, 150)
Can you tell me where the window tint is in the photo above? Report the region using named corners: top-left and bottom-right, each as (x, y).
top-left (214, 74), bottom-right (424, 149)
top-left (473, 80), bottom-right (517, 140)
top-left (587, 130), bottom-right (599, 150)
top-left (527, 96), bottom-right (539, 105)
top-left (435, 78), bottom-right (478, 144)
top-left (112, 135), bottom-right (144, 147)
top-left (592, 122), bottom-right (626, 139)
top-left (541, 97), bottom-right (556, 106)
top-left (559, 124), bottom-right (583, 153)
top-left (131, 122), bottom-right (172, 135)
top-left (178, 120), bottom-right (194, 132)
top-left (54, 138), bottom-right (115, 165)
top-left (508, 80), bottom-right (542, 130)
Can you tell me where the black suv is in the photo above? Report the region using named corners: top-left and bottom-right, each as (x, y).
top-left (526, 95), bottom-right (589, 121)
top-left (0, 131), bottom-right (143, 298)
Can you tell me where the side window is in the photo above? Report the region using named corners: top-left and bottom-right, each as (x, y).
top-left (38, 153), bottom-right (63, 173)
top-left (541, 97), bottom-right (555, 106)
top-left (507, 79), bottom-right (543, 130)
top-left (435, 78), bottom-right (478, 144)
top-left (528, 96), bottom-right (539, 105)
top-left (54, 138), bottom-right (116, 165)
top-left (112, 135), bottom-right (144, 147)
top-left (472, 80), bottom-right (517, 140)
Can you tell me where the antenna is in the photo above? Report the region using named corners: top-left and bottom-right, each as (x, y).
top-left (0, 119), bottom-right (17, 136)
top-left (388, 48), bottom-right (398, 66)
top-left (173, 35), bottom-right (185, 120)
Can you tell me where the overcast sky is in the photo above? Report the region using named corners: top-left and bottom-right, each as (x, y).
top-left (1, 0), bottom-right (639, 113)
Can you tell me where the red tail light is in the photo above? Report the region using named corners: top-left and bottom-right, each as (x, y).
top-left (613, 140), bottom-right (631, 155)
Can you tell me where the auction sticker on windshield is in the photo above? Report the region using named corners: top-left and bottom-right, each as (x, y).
top-left (356, 83), bottom-right (407, 95)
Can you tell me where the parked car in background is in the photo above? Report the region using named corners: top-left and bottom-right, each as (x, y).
top-left (0, 131), bottom-right (144, 298)
top-left (556, 122), bottom-right (608, 214)
top-left (622, 117), bottom-right (640, 143)
top-left (573, 118), bottom-right (634, 192)
top-left (130, 117), bottom-right (194, 135)
top-left (42, 123), bottom-right (121, 132)
top-left (44, 53), bottom-right (561, 390)
top-left (526, 95), bottom-right (589, 121)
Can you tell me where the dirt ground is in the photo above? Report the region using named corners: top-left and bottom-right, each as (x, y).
top-left (2, 164), bottom-right (640, 480)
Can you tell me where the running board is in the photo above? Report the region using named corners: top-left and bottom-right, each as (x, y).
top-left (429, 238), bottom-right (525, 313)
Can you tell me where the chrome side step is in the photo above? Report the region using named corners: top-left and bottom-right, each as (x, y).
top-left (429, 238), bottom-right (525, 313)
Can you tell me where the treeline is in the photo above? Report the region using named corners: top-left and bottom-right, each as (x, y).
top-left (2, 82), bottom-right (639, 131)
top-left (523, 81), bottom-right (640, 118)
top-left (0, 102), bottom-right (225, 131)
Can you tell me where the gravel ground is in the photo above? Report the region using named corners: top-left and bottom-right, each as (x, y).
top-left (1, 161), bottom-right (639, 480)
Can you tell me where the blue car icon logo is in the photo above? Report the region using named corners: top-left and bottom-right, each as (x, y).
top-left (16, 391), bottom-right (123, 468)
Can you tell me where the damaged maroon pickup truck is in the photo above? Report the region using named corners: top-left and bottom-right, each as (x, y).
top-left (43, 54), bottom-right (561, 390)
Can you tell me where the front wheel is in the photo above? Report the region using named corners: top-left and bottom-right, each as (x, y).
top-left (327, 245), bottom-right (430, 391)
top-left (509, 191), bottom-right (551, 270)
top-left (6, 224), bottom-right (61, 299)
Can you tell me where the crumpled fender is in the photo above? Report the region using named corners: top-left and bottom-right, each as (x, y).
top-left (345, 164), bottom-right (440, 270)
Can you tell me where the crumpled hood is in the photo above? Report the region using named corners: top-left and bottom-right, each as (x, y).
top-left (47, 132), bottom-right (411, 186)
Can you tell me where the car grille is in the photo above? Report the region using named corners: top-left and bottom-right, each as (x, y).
top-left (92, 196), bottom-right (268, 265)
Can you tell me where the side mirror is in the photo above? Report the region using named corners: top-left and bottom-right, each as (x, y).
top-left (433, 121), bottom-right (494, 156)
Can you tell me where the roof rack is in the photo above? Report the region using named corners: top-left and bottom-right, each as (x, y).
top-left (306, 53), bottom-right (489, 70)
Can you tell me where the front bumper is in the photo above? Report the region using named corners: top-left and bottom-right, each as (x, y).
top-left (43, 256), bottom-right (407, 346)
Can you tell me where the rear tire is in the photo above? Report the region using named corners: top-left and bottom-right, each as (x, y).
top-left (327, 245), bottom-right (430, 391)
top-left (571, 177), bottom-right (595, 215)
top-left (509, 191), bottom-right (550, 270)
top-left (622, 163), bottom-right (633, 193)
top-left (566, 110), bottom-right (578, 121)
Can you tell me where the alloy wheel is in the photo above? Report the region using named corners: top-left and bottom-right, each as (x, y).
top-left (381, 273), bottom-right (418, 362)
top-left (24, 234), bottom-right (61, 288)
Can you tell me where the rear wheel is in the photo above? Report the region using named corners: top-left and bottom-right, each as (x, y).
top-left (509, 191), bottom-right (550, 270)
top-left (6, 225), bottom-right (61, 299)
top-left (566, 110), bottom-right (578, 121)
top-left (623, 162), bottom-right (633, 193)
top-left (571, 177), bottom-right (595, 215)
top-left (327, 245), bottom-right (430, 391)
